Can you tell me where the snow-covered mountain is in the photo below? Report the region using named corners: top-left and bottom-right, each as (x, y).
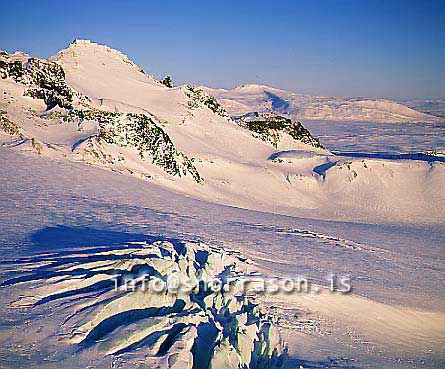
top-left (1, 40), bottom-right (444, 225)
top-left (402, 98), bottom-right (445, 118)
top-left (202, 84), bottom-right (441, 123)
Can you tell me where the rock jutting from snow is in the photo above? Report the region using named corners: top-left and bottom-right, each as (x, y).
top-left (233, 112), bottom-right (324, 149)
top-left (161, 75), bottom-right (175, 88)
top-left (67, 108), bottom-right (203, 182)
top-left (0, 51), bottom-right (203, 182)
top-left (0, 110), bottom-right (23, 136)
top-left (183, 84), bottom-right (229, 118)
top-left (0, 51), bottom-right (82, 110)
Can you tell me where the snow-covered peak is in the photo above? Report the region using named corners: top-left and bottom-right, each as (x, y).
top-left (48, 40), bottom-right (160, 96)
top-left (232, 83), bottom-right (287, 95)
top-left (51, 39), bottom-right (145, 73)
top-left (234, 83), bottom-right (270, 91)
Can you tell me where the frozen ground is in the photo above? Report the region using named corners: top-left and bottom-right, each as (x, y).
top-left (302, 120), bottom-right (445, 154)
top-left (0, 145), bottom-right (444, 369)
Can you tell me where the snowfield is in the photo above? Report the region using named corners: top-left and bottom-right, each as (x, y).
top-left (0, 147), bottom-right (444, 369)
top-left (0, 40), bottom-right (444, 369)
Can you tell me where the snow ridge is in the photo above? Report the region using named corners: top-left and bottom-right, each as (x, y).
top-left (203, 84), bottom-right (441, 123)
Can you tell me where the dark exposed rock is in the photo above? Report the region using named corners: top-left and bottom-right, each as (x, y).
top-left (0, 55), bottom-right (75, 109)
top-left (160, 75), bottom-right (174, 88)
top-left (0, 110), bottom-right (23, 136)
top-left (184, 85), bottom-right (228, 118)
top-left (233, 112), bottom-right (323, 149)
top-left (67, 108), bottom-right (202, 182)
top-left (24, 87), bottom-right (72, 110)
top-left (0, 59), bottom-right (24, 80)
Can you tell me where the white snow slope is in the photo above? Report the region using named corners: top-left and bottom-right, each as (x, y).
top-left (0, 147), bottom-right (444, 369)
top-left (1, 40), bottom-right (444, 228)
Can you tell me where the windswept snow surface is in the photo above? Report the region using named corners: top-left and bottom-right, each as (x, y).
top-left (0, 40), bottom-right (444, 369)
top-left (0, 148), bottom-right (444, 369)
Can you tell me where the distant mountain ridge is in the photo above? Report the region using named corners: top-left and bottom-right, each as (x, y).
top-left (401, 99), bottom-right (445, 119)
top-left (202, 84), bottom-right (441, 123)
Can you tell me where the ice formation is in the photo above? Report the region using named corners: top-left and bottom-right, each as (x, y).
top-left (3, 240), bottom-right (287, 369)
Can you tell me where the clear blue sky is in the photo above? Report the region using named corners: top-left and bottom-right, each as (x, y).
top-left (1, 0), bottom-right (444, 99)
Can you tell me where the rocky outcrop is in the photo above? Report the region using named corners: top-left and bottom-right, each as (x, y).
top-left (0, 51), bottom-right (202, 182)
top-left (234, 112), bottom-right (324, 149)
top-left (161, 75), bottom-right (174, 88)
top-left (67, 108), bottom-right (202, 182)
top-left (184, 85), bottom-right (229, 118)
top-left (0, 110), bottom-right (23, 136)
top-left (0, 52), bottom-right (80, 109)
